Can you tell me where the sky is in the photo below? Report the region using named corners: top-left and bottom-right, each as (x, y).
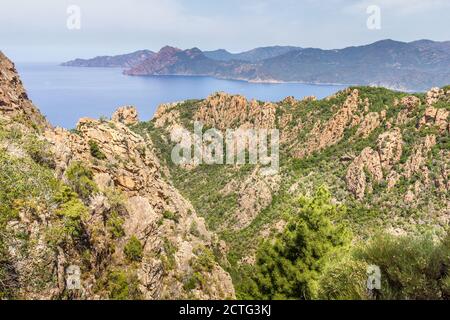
top-left (1, 0), bottom-right (450, 62)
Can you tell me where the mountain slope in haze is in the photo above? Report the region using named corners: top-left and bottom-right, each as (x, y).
top-left (125, 40), bottom-right (450, 91)
top-left (123, 46), bottom-right (259, 80)
top-left (61, 40), bottom-right (450, 90)
top-left (61, 50), bottom-right (155, 68)
top-left (257, 39), bottom-right (450, 90)
top-left (204, 46), bottom-right (301, 62)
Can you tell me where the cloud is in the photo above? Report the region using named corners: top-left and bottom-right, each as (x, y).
top-left (1, 0), bottom-right (449, 61)
top-left (343, 0), bottom-right (450, 15)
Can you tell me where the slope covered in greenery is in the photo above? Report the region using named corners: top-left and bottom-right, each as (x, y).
top-left (135, 85), bottom-right (449, 299)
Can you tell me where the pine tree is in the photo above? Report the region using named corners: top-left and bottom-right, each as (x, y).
top-left (246, 187), bottom-right (351, 300)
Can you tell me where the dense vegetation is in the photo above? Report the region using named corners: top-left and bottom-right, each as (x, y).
top-left (135, 86), bottom-right (450, 300)
top-left (239, 187), bottom-right (350, 299)
top-left (2, 83), bottom-right (449, 300)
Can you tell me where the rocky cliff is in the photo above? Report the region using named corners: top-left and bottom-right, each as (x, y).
top-left (2, 49), bottom-right (449, 300)
top-left (0, 52), bottom-right (235, 300)
top-left (143, 84), bottom-right (449, 289)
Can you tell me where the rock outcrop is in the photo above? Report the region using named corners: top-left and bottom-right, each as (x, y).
top-left (195, 92), bottom-right (277, 130)
top-left (346, 128), bottom-right (403, 199)
top-left (0, 52), bottom-right (235, 300)
top-left (0, 51), bottom-right (49, 130)
top-left (44, 113), bottom-right (236, 299)
top-left (294, 89), bottom-right (361, 158)
top-left (419, 107), bottom-right (449, 134)
top-left (112, 106), bottom-right (139, 125)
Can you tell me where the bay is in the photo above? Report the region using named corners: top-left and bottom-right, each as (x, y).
top-left (17, 63), bottom-right (347, 128)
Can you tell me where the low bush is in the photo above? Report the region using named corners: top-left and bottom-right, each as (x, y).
top-left (66, 162), bottom-right (98, 201)
top-left (124, 236), bottom-right (143, 262)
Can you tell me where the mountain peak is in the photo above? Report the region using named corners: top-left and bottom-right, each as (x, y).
top-left (159, 46), bottom-right (182, 54)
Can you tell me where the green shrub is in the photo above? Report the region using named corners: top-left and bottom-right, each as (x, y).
top-left (66, 162), bottom-right (98, 201)
top-left (107, 269), bottom-right (141, 300)
top-left (183, 272), bottom-right (204, 291)
top-left (104, 188), bottom-right (126, 238)
top-left (124, 236), bottom-right (143, 262)
top-left (161, 238), bottom-right (177, 272)
top-left (88, 140), bottom-right (106, 160)
top-left (242, 187), bottom-right (351, 300)
top-left (162, 210), bottom-right (180, 223)
top-left (356, 233), bottom-right (450, 300)
top-left (107, 212), bottom-right (125, 239)
top-left (191, 246), bottom-right (216, 273)
top-left (318, 257), bottom-right (369, 300)
top-left (0, 149), bottom-right (58, 226)
top-left (0, 240), bottom-right (18, 299)
top-left (189, 221), bottom-right (200, 237)
top-left (23, 135), bottom-right (56, 168)
top-left (55, 198), bottom-right (88, 240)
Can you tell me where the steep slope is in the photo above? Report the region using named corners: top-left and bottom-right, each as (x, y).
top-left (62, 40), bottom-right (450, 90)
top-left (258, 40), bottom-right (450, 90)
top-left (139, 85), bottom-right (449, 292)
top-left (0, 52), bottom-right (50, 130)
top-left (62, 50), bottom-right (155, 68)
top-left (0, 52), bottom-right (235, 300)
top-left (124, 46), bottom-right (256, 80)
top-left (204, 46), bottom-right (301, 62)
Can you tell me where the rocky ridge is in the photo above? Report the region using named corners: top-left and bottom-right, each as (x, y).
top-left (0, 52), bottom-right (235, 300)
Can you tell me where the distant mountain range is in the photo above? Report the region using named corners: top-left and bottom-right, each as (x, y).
top-left (61, 50), bottom-right (155, 68)
top-left (204, 46), bottom-right (301, 62)
top-left (62, 40), bottom-right (450, 91)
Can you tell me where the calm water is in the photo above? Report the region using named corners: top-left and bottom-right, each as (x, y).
top-left (17, 63), bottom-right (347, 128)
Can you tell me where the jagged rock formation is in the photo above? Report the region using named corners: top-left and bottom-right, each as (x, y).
top-left (346, 129), bottom-right (403, 199)
top-left (0, 52), bottom-right (49, 130)
top-left (0, 52), bottom-right (235, 300)
top-left (2, 49), bottom-right (449, 300)
top-left (194, 92), bottom-right (277, 130)
top-left (147, 84), bottom-right (449, 284)
top-left (45, 117), bottom-right (235, 299)
top-left (112, 106), bottom-right (139, 125)
top-left (294, 89), bottom-right (362, 158)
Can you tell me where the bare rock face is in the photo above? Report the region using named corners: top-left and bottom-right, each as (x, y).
top-left (282, 96), bottom-right (297, 105)
top-left (0, 52), bottom-right (49, 130)
top-left (45, 115), bottom-right (236, 300)
top-left (395, 96), bottom-right (421, 126)
top-left (153, 102), bottom-right (182, 131)
top-left (403, 135), bottom-right (436, 180)
top-left (222, 168), bottom-right (281, 230)
top-left (356, 112), bottom-right (382, 138)
top-left (419, 107), bottom-right (449, 134)
top-left (302, 95), bottom-right (317, 102)
top-left (377, 128), bottom-right (403, 171)
top-left (295, 89), bottom-right (361, 158)
top-left (112, 106), bottom-right (139, 125)
top-left (400, 96), bottom-right (421, 110)
top-left (346, 148), bottom-right (383, 199)
top-left (426, 87), bottom-right (445, 106)
top-left (195, 92), bottom-right (277, 130)
top-left (346, 128), bottom-right (403, 199)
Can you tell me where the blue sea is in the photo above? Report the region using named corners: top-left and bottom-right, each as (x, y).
top-left (16, 63), bottom-right (347, 128)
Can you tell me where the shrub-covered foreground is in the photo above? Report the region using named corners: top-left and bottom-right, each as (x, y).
top-left (239, 187), bottom-right (450, 300)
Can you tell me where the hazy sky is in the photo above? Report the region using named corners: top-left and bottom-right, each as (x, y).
top-left (2, 0), bottom-right (450, 62)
